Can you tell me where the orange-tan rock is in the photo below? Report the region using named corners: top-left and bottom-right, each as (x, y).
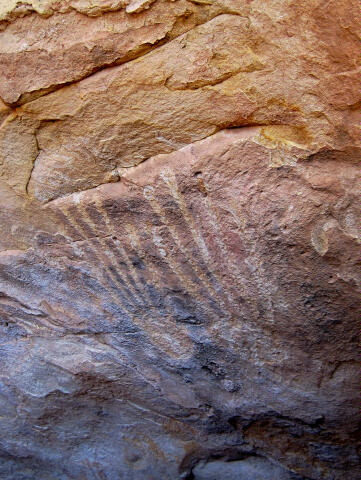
top-left (0, 1), bottom-right (360, 479)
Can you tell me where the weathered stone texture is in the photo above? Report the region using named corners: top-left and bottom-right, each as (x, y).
top-left (0, 1), bottom-right (360, 479)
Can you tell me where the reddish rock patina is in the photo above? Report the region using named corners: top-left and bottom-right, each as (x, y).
top-left (0, 1), bottom-right (360, 479)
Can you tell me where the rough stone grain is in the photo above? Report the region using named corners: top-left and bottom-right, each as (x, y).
top-left (0, 1), bottom-right (360, 479)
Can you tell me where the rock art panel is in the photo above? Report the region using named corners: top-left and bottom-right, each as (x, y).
top-left (0, 1), bottom-right (360, 479)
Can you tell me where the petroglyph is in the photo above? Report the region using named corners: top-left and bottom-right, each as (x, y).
top-left (0, 1), bottom-right (359, 476)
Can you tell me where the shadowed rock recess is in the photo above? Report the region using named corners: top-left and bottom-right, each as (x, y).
top-left (0, 1), bottom-right (360, 479)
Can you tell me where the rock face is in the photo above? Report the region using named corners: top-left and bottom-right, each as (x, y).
top-left (0, 1), bottom-right (359, 479)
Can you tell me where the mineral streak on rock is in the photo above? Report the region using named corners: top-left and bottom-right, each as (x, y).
top-left (0, 1), bottom-right (360, 479)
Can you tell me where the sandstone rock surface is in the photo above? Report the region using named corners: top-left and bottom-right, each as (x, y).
top-left (0, 1), bottom-right (360, 479)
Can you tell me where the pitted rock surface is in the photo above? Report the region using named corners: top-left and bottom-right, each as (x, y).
top-left (0, 1), bottom-right (360, 479)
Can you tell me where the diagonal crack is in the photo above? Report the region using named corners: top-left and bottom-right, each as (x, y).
top-left (1, 10), bottom-right (245, 108)
top-left (42, 125), bottom-right (268, 205)
top-left (25, 129), bottom-right (41, 196)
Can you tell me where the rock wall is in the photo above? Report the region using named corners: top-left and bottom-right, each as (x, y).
top-left (0, 1), bottom-right (360, 479)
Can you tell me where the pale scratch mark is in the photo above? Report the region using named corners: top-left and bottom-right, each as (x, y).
top-left (45, 210), bottom-right (122, 322)
top-left (56, 201), bottom-right (192, 357)
top-left (54, 205), bottom-right (134, 318)
top-left (123, 222), bottom-right (168, 295)
top-left (143, 184), bottom-right (234, 320)
top-left (121, 223), bottom-right (195, 359)
top-left (160, 168), bottom-right (242, 314)
top-left (140, 214), bottom-right (213, 314)
top-left (75, 202), bottom-right (147, 307)
top-left (94, 198), bottom-right (157, 309)
top-left (109, 212), bottom-right (191, 356)
top-left (125, 400), bottom-right (185, 425)
top-left (227, 201), bottom-right (276, 324)
top-left (160, 170), bottom-right (264, 349)
top-left (201, 190), bottom-right (249, 293)
top-left (50, 208), bottom-right (114, 305)
top-left (64, 204), bottom-right (138, 315)
top-left (193, 174), bottom-right (263, 323)
top-left (35, 243), bottom-right (118, 326)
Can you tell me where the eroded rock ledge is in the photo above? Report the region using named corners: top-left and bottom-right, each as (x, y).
top-left (0, 1), bottom-right (360, 479)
